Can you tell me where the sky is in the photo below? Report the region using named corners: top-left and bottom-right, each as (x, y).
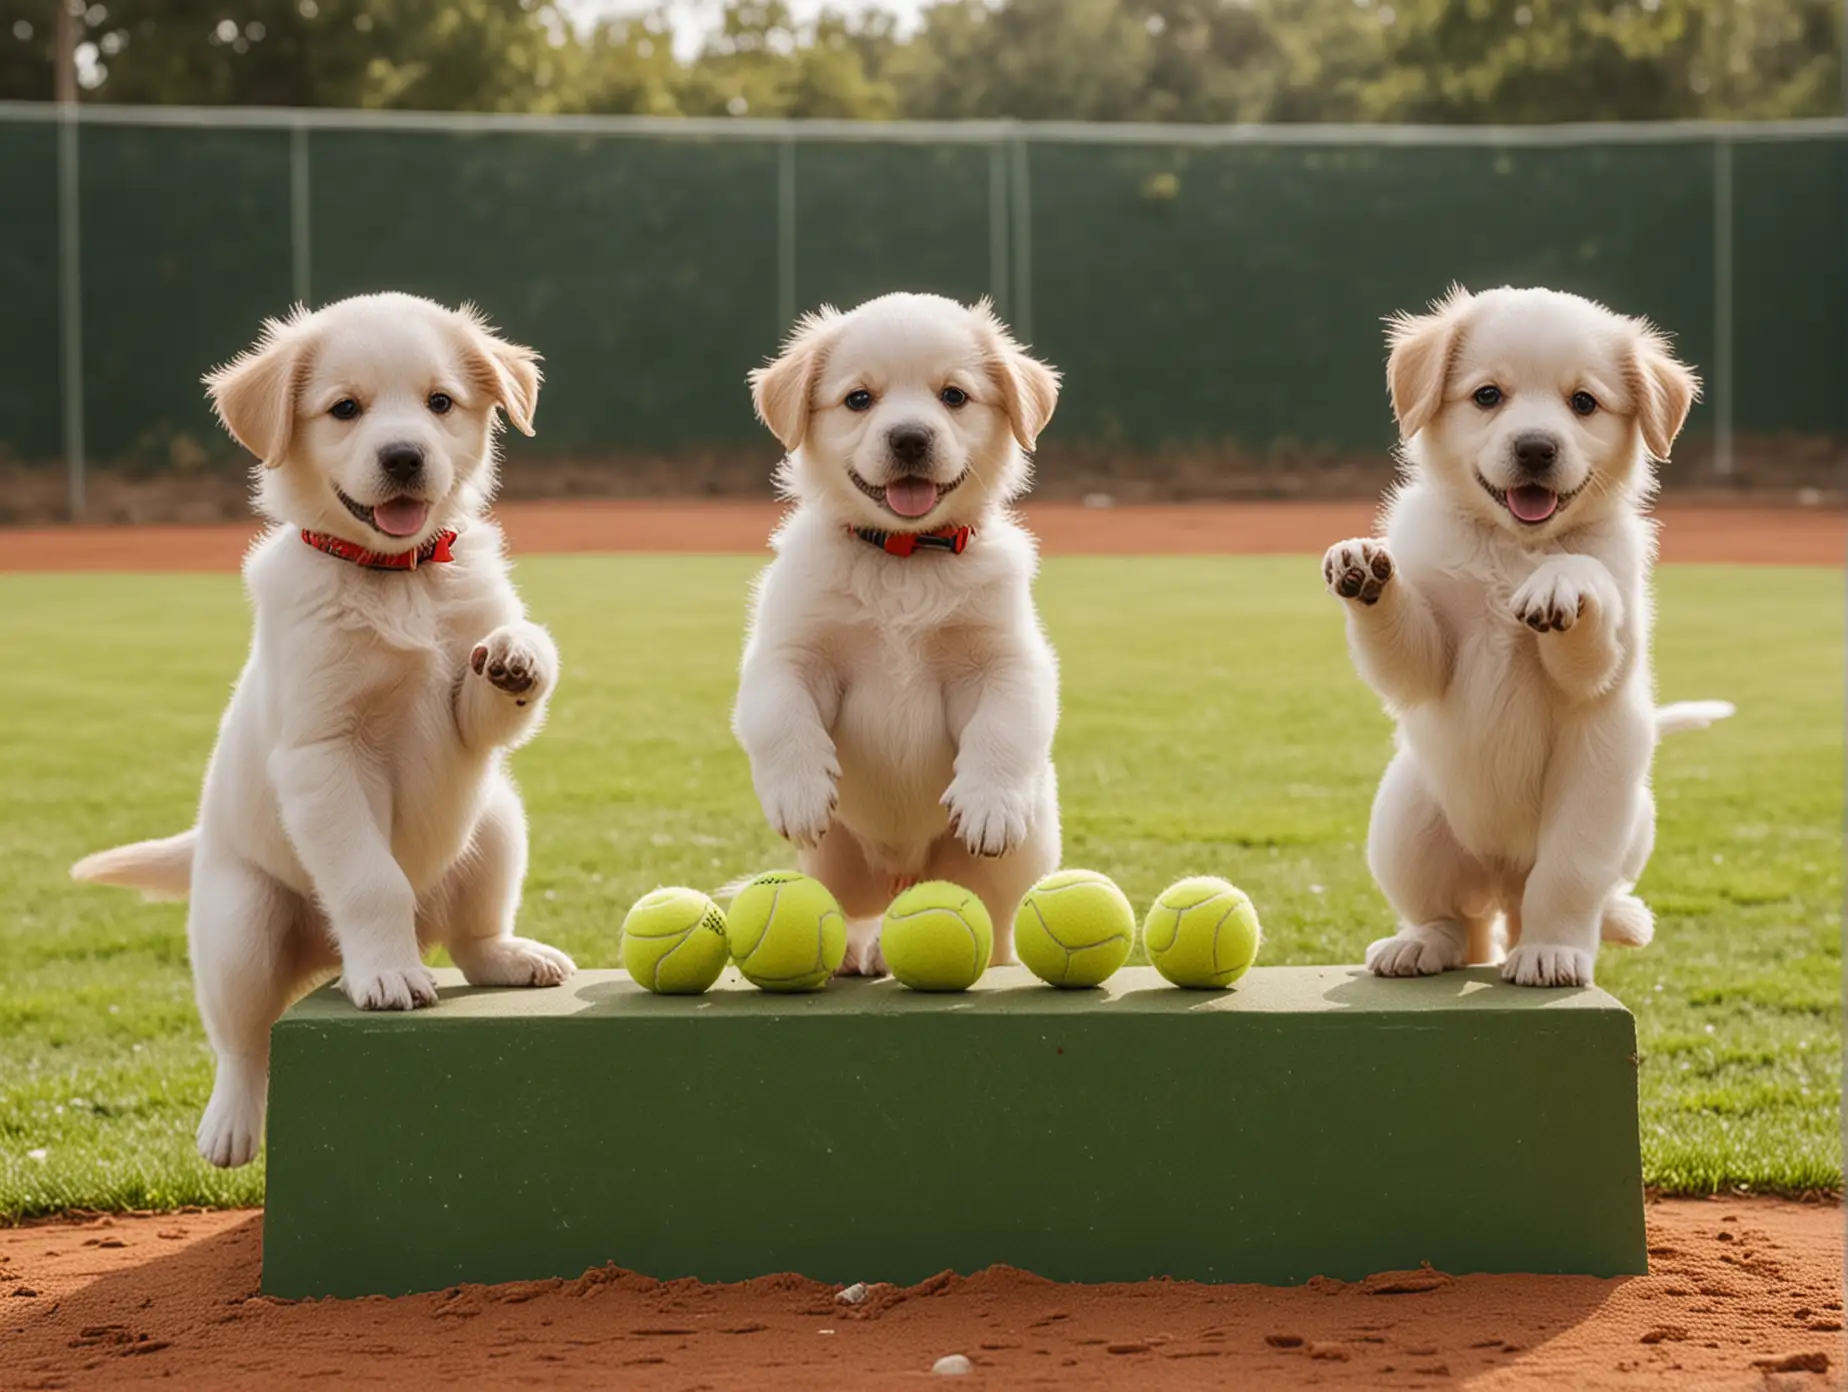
top-left (560, 1), bottom-right (929, 60)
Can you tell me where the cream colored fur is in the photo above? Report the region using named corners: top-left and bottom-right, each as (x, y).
top-left (71, 292), bottom-right (573, 1167)
top-left (732, 292), bottom-right (1064, 975)
top-left (1324, 285), bottom-right (1731, 988)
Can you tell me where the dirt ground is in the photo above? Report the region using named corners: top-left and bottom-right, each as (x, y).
top-left (0, 499), bottom-right (1842, 571)
top-left (1, 1200), bottom-right (1840, 1390)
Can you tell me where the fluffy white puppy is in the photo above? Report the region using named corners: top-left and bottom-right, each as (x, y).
top-left (72, 292), bottom-right (574, 1167)
top-left (732, 292), bottom-right (1063, 975)
top-left (1324, 285), bottom-right (1731, 988)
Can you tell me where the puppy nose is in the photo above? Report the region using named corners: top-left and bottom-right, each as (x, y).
top-left (1513, 432), bottom-right (1558, 473)
top-left (887, 425), bottom-right (934, 468)
top-left (378, 443), bottom-right (424, 485)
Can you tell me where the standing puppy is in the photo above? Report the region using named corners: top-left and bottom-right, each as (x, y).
top-left (1324, 285), bottom-right (1731, 988)
top-left (733, 292), bottom-right (1063, 975)
top-left (73, 293), bottom-right (574, 1166)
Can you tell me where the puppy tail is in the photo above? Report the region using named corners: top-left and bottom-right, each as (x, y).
top-left (712, 873), bottom-right (756, 904)
top-left (70, 829), bottom-right (197, 901)
top-left (1655, 700), bottom-right (1735, 739)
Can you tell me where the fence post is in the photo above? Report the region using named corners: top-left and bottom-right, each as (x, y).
top-left (1008, 132), bottom-right (1032, 343)
top-left (290, 121), bottom-right (312, 307)
top-left (988, 142), bottom-right (1009, 318)
top-left (1711, 136), bottom-right (1734, 479)
top-left (776, 135), bottom-right (796, 333)
top-left (57, 109), bottom-right (85, 522)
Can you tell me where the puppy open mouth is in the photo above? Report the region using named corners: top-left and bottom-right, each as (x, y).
top-left (1476, 473), bottom-right (1581, 526)
top-left (849, 469), bottom-right (966, 521)
top-left (337, 488), bottom-right (431, 539)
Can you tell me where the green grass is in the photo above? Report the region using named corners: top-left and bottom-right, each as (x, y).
top-left (0, 556), bottom-right (1839, 1216)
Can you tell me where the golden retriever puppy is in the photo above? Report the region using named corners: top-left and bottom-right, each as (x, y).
top-left (72, 292), bottom-right (573, 1166)
top-left (733, 292), bottom-right (1063, 975)
top-left (1324, 286), bottom-right (1731, 987)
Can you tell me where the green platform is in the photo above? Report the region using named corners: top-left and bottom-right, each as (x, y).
top-left (262, 965), bottom-right (1646, 1298)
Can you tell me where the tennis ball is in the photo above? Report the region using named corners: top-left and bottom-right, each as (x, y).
top-left (1014, 869), bottom-right (1136, 988)
top-left (1142, 876), bottom-right (1262, 989)
top-left (881, 881), bottom-right (993, 992)
top-left (726, 870), bottom-right (846, 992)
top-left (620, 887), bottom-right (730, 995)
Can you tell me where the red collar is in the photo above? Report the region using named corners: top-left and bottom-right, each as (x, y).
top-left (300, 528), bottom-right (457, 570)
top-left (849, 524), bottom-right (973, 557)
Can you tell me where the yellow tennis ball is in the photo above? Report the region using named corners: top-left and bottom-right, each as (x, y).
top-left (1143, 876), bottom-right (1262, 989)
top-left (881, 881), bottom-right (993, 992)
top-left (620, 887), bottom-right (730, 995)
top-left (1014, 869), bottom-right (1137, 988)
top-left (726, 870), bottom-right (846, 992)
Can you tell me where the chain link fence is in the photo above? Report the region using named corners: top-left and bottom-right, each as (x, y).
top-left (1, 104), bottom-right (1842, 522)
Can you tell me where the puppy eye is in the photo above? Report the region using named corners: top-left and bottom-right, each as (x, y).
top-left (844, 389), bottom-right (874, 412)
top-left (1472, 385), bottom-right (1503, 409)
top-left (428, 392), bottom-right (454, 415)
top-left (330, 398), bottom-right (361, 421)
top-left (1569, 391), bottom-right (1599, 417)
top-left (939, 386), bottom-right (968, 408)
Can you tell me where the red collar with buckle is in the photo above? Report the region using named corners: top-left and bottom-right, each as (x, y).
top-left (848, 524), bottom-right (973, 558)
top-left (300, 528), bottom-right (458, 571)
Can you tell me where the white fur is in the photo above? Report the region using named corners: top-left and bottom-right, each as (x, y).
top-left (732, 293), bottom-right (1064, 975)
top-left (1325, 286), bottom-right (1730, 988)
top-left (71, 293), bottom-right (573, 1167)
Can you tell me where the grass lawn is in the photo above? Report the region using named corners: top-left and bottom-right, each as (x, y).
top-left (0, 554), bottom-right (1839, 1217)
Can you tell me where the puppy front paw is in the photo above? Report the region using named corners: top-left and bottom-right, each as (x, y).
top-left (1365, 925), bottom-right (1466, 977)
top-left (1323, 539), bottom-right (1394, 606)
top-left (1510, 557), bottom-right (1617, 635)
top-left (754, 761), bottom-right (839, 848)
top-left (342, 963), bottom-right (440, 1011)
top-left (942, 776), bottom-right (1033, 858)
top-left (470, 624), bottom-right (556, 707)
top-left (1501, 943), bottom-right (1596, 988)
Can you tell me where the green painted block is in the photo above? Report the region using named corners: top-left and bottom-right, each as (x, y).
top-left (262, 965), bottom-right (1646, 1298)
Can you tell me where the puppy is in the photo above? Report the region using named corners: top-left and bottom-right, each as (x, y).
top-left (72, 292), bottom-right (574, 1166)
top-left (732, 292), bottom-right (1063, 975)
top-left (1324, 285), bottom-right (1732, 988)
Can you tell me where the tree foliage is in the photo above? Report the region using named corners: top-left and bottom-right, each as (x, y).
top-left (2, 0), bottom-right (1839, 122)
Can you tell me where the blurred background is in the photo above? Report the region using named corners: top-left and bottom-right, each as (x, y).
top-left (1, 0), bottom-right (1843, 523)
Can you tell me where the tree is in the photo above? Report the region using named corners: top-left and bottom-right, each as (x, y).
top-left (5, 0), bottom-right (580, 111)
top-left (2, 0), bottom-right (1839, 123)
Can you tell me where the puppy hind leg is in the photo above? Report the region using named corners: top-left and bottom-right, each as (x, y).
top-left (432, 776), bottom-right (574, 988)
top-left (1364, 749), bottom-right (1488, 977)
top-left (190, 856), bottom-right (327, 1168)
top-left (1601, 790), bottom-right (1656, 948)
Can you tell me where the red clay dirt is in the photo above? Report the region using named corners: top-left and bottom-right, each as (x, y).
top-left (1, 499), bottom-right (1842, 571)
top-left (1, 1200), bottom-right (1839, 1390)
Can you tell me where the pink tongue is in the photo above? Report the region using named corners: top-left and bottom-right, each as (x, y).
top-left (1507, 485), bottom-right (1559, 524)
top-left (884, 477), bottom-right (940, 519)
top-left (371, 497), bottom-right (429, 538)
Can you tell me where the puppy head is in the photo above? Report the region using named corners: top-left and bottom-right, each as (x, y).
top-left (749, 292), bottom-right (1059, 530)
top-left (205, 293), bottom-right (540, 548)
top-left (1386, 285), bottom-right (1698, 539)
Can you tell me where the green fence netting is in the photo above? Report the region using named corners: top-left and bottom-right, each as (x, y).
top-left (2, 111), bottom-right (1841, 483)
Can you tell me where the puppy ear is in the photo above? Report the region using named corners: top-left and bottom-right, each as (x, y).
top-left (455, 305), bottom-right (542, 437)
top-left (1384, 284), bottom-right (1472, 440)
top-left (1625, 321), bottom-right (1700, 461)
top-left (203, 307), bottom-right (314, 468)
top-left (749, 308), bottom-right (841, 452)
top-left (974, 298), bottom-right (1061, 450)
